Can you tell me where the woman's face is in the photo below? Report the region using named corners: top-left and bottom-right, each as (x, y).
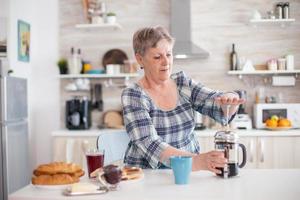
top-left (136, 39), bottom-right (173, 82)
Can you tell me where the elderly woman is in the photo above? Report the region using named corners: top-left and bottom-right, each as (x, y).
top-left (121, 26), bottom-right (244, 174)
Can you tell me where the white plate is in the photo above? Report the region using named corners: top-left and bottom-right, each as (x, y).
top-left (265, 126), bottom-right (292, 131)
top-left (31, 183), bottom-right (73, 190)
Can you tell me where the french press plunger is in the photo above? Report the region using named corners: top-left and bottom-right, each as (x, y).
top-left (214, 105), bottom-right (247, 178)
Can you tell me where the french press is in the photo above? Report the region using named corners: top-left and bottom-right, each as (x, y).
top-left (214, 105), bottom-right (247, 178)
top-left (214, 130), bottom-right (246, 178)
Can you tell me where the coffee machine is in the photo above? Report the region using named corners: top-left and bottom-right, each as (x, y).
top-left (65, 96), bottom-right (91, 130)
top-left (231, 90), bottom-right (252, 129)
top-left (214, 130), bottom-right (247, 178)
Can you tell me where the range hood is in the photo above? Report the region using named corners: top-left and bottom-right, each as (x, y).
top-left (171, 0), bottom-right (209, 59)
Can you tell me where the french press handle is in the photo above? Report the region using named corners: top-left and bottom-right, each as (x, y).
top-left (238, 143), bottom-right (247, 168)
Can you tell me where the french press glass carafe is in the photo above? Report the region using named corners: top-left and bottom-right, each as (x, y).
top-left (214, 130), bottom-right (246, 178)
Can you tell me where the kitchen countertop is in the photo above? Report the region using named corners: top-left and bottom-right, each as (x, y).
top-left (9, 169), bottom-right (300, 200)
top-left (52, 128), bottom-right (300, 137)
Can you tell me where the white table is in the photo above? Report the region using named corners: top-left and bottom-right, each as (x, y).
top-left (9, 169), bottom-right (300, 200)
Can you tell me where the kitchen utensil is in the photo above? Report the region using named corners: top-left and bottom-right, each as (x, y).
top-left (214, 104), bottom-right (247, 178)
top-left (102, 49), bottom-right (128, 71)
top-left (214, 130), bottom-right (247, 178)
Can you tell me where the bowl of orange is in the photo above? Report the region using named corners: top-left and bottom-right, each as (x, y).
top-left (265, 115), bottom-right (292, 131)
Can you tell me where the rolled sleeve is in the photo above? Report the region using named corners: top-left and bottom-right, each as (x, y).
top-left (174, 71), bottom-right (226, 124)
top-left (122, 89), bottom-right (169, 168)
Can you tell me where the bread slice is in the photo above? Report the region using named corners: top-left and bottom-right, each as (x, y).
top-left (121, 166), bottom-right (143, 181)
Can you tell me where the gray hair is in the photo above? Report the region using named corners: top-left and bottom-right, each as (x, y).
top-left (133, 26), bottom-right (175, 56)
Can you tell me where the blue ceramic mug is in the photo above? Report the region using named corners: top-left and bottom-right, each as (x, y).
top-left (170, 156), bottom-right (192, 185)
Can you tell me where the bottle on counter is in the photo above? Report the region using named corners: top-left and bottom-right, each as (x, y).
top-left (230, 43), bottom-right (238, 71)
top-left (77, 48), bottom-right (84, 74)
top-left (283, 2), bottom-right (290, 19)
top-left (68, 47), bottom-right (81, 74)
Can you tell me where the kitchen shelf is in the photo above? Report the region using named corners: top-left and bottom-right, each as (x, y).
top-left (228, 70), bottom-right (300, 79)
top-left (249, 18), bottom-right (295, 27)
top-left (75, 23), bottom-right (122, 30)
top-left (59, 73), bottom-right (139, 79)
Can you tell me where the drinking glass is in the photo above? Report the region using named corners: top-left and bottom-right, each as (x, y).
top-left (86, 148), bottom-right (105, 178)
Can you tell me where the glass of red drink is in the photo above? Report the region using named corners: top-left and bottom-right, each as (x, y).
top-left (85, 148), bottom-right (105, 178)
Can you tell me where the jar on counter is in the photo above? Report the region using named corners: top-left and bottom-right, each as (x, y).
top-left (267, 59), bottom-right (277, 71)
top-left (283, 2), bottom-right (290, 19)
top-left (277, 58), bottom-right (286, 70)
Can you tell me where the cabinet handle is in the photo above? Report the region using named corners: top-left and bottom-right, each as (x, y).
top-left (259, 139), bottom-right (265, 163)
top-left (250, 139), bottom-right (254, 163)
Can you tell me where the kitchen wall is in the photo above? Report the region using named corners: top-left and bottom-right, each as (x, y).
top-left (0, 0), bottom-right (8, 41)
top-left (59, 0), bottom-right (300, 127)
top-left (7, 0), bottom-right (60, 167)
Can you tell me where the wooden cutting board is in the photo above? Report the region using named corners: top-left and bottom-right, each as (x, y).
top-left (103, 110), bottom-right (124, 129)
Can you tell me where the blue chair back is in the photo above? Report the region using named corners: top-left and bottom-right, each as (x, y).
top-left (97, 131), bottom-right (130, 165)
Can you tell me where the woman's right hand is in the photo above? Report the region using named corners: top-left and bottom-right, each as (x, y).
top-left (192, 151), bottom-right (227, 174)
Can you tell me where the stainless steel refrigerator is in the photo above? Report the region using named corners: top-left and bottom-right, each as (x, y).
top-left (0, 59), bottom-right (30, 200)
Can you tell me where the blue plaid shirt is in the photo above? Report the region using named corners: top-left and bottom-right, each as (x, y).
top-left (122, 71), bottom-right (228, 169)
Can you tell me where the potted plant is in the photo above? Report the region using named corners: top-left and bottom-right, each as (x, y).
top-left (106, 12), bottom-right (116, 24)
top-left (57, 58), bottom-right (68, 74)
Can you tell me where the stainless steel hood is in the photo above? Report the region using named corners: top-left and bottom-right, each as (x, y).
top-left (171, 0), bottom-right (209, 59)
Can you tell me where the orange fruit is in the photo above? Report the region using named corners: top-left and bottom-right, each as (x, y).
top-left (278, 118), bottom-right (291, 127)
top-left (266, 119), bottom-right (278, 128)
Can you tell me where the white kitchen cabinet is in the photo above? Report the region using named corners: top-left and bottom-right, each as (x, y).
top-left (293, 137), bottom-right (300, 168)
top-left (198, 134), bottom-right (300, 169)
top-left (240, 136), bottom-right (299, 169)
top-left (238, 137), bottom-right (258, 169)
